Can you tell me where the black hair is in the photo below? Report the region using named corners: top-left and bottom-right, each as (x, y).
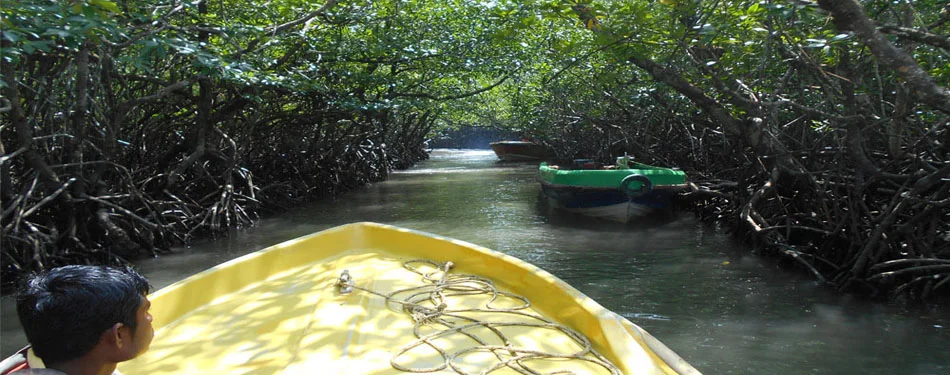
top-left (15, 265), bottom-right (150, 365)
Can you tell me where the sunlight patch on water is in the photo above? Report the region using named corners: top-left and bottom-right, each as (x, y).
top-left (427, 148), bottom-right (496, 158)
top-left (622, 312), bottom-right (672, 321)
top-left (394, 167), bottom-right (521, 174)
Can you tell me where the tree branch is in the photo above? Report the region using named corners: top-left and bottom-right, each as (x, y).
top-left (818, 0), bottom-right (950, 114)
top-left (233, 0), bottom-right (340, 59)
top-left (394, 75), bottom-right (510, 101)
top-left (878, 25), bottom-right (950, 50)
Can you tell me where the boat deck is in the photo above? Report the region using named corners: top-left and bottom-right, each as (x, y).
top-left (120, 250), bottom-right (618, 375)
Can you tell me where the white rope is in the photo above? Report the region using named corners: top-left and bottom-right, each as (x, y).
top-left (338, 259), bottom-right (622, 375)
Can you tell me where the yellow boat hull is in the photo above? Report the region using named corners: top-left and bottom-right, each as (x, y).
top-left (118, 222), bottom-right (699, 375)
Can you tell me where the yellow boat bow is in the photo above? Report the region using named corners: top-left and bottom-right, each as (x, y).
top-left (119, 222), bottom-right (700, 375)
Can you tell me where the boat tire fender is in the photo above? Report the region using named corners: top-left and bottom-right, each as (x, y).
top-left (621, 174), bottom-right (652, 198)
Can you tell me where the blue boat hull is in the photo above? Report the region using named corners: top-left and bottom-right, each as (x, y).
top-left (540, 182), bottom-right (678, 222)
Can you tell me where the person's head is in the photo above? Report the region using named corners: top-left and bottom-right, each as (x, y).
top-left (16, 265), bottom-right (153, 366)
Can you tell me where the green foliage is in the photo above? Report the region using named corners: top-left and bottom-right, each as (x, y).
top-left (3, 0), bottom-right (948, 297)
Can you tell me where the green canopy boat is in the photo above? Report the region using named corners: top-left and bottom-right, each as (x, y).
top-left (538, 158), bottom-right (688, 223)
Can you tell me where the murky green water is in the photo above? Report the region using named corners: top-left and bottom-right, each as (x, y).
top-left (3, 149), bottom-right (948, 374)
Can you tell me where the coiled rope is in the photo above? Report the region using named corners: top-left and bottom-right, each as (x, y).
top-left (337, 259), bottom-right (622, 375)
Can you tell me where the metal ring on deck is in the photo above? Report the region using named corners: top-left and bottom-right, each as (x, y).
top-left (620, 174), bottom-right (653, 198)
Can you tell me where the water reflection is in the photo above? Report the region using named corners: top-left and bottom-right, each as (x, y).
top-left (2, 149), bottom-right (948, 374)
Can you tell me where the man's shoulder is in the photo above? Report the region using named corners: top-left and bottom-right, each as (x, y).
top-left (11, 368), bottom-right (121, 375)
top-left (12, 370), bottom-right (66, 375)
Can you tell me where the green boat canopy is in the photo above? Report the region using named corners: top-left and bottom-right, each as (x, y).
top-left (539, 162), bottom-right (687, 189)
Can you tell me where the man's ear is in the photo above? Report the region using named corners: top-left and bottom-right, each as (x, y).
top-left (102, 323), bottom-right (126, 350)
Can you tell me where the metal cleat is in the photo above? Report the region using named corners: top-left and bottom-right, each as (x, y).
top-left (337, 269), bottom-right (354, 294)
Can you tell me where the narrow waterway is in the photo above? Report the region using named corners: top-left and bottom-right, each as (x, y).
top-left (2, 149), bottom-right (948, 374)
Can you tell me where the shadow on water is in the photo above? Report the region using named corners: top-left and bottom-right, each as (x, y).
top-left (2, 149), bottom-right (949, 375)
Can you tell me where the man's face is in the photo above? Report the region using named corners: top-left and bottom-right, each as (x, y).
top-left (129, 295), bottom-right (154, 358)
